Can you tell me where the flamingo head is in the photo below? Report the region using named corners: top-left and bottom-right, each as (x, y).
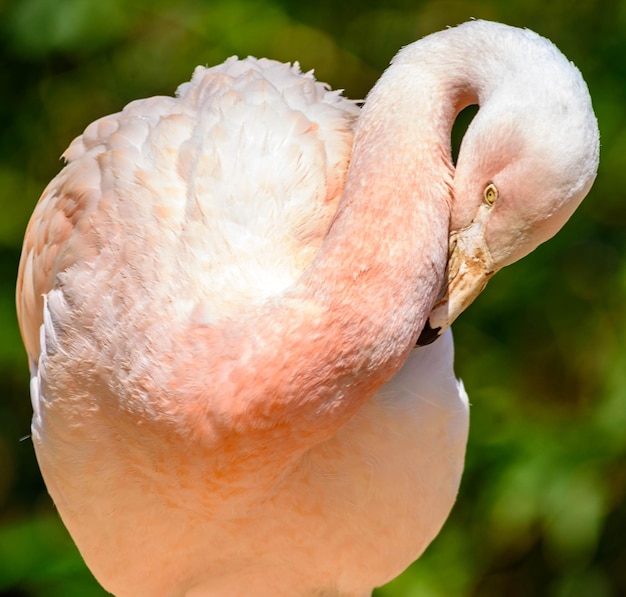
top-left (417, 27), bottom-right (600, 345)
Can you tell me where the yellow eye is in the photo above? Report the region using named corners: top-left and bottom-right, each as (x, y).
top-left (483, 183), bottom-right (498, 205)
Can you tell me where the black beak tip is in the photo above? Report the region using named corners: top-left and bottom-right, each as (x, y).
top-left (416, 320), bottom-right (442, 346)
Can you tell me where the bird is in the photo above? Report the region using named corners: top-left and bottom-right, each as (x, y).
top-left (16, 20), bottom-right (598, 597)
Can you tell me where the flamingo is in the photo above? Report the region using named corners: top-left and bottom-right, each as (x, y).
top-left (16, 20), bottom-right (598, 597)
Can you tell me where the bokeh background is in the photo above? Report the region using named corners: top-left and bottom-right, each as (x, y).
top-left (1, 0), bottom-right (625, 595)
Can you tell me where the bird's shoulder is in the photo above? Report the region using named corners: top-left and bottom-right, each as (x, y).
top-left (17, 57), bottom-right (360, 362)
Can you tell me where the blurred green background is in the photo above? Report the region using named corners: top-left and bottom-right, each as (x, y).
top-left (1, 0), bottom-right (625, 595)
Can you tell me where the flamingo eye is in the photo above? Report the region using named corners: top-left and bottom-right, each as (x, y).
top-left (483, 183), bottom-right (498, 205)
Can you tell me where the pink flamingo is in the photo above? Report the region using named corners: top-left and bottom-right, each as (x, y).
top-left (16, 20), bottom-right (598, 597)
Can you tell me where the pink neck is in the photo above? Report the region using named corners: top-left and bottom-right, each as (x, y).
top-left (161, 68), bottom-right (456, 472)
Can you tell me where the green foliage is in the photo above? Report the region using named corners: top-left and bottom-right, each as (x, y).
top-left (0, 517), bottom-right (108, 596)
top-left (1, 0), bottom-right (625, 595)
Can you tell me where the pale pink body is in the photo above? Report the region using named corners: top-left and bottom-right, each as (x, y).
top-left (17, 21), bottom-right (598, 597)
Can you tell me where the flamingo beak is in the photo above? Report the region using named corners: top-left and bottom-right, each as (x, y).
top-left (416, 217), bottom-right (496, 346)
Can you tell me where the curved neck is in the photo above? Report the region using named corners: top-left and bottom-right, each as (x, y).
top-left (160, 39), bottom-right (504, 473)
top-left (162, 66), bottom-right (457, 466)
